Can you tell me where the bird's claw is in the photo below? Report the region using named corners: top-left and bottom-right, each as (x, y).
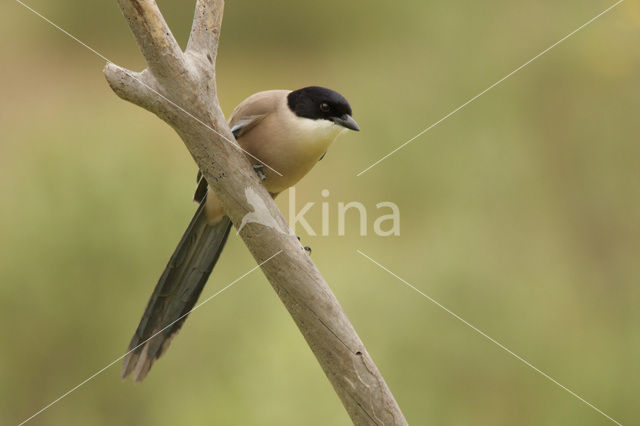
top-left (253, 164), bottom-right (267, 182)
top-left (296, 236), bottom-right (312, 255)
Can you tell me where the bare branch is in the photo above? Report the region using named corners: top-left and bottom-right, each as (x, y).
top-left (115, 0), bottom-right (188, 82)
top-left (106, 1), bottom-right (408, 424)
top-left (187, 0), bottom-right (224, 58)
top-left (104, 63), bottom-right (155, 110)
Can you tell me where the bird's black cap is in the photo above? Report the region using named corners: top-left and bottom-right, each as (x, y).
top-left (287, 86), bottom-right (359, 131)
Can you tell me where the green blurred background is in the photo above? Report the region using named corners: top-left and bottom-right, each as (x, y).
top-left (1, 0), bottom-right (639, 424)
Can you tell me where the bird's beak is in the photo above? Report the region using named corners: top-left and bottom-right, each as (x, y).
top-left (332, 114), bottom-right (360, 131)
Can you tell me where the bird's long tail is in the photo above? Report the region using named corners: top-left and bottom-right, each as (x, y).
top-left (121, 199), bottom-right (232, 382)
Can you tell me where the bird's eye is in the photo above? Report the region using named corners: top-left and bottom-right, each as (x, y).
top-left (320, 102), bottom-right (330, 112)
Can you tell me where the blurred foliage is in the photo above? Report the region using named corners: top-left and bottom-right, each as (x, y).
top-left (1, 0), bottom-right (640, 425)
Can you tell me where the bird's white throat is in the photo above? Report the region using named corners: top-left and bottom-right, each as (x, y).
top-left (290, 115), bottom-right (345, 148)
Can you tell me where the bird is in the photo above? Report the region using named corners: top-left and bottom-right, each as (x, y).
top-left (121, 86), bottom-right (359, 381)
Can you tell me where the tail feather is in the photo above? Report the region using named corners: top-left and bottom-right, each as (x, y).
top-left (122, 200), bottom-right (232, 381)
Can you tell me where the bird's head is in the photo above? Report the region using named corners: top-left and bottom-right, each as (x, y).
top-left (287, 86), bottom-right (359, 132)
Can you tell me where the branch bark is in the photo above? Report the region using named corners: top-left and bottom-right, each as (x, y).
top-left (105, 1), bottom-right (407, 424)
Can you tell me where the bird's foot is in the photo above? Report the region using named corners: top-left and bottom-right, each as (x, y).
top-left (297, 236), bottom-right (312, 255)
top-left (253, 164), bottom-right (267, 182)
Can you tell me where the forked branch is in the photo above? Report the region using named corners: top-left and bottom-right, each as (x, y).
top-left (104, 1), bottom-right (407, 424)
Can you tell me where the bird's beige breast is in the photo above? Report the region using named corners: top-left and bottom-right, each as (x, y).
top-left (239, 110), bottom-right (343, 194)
